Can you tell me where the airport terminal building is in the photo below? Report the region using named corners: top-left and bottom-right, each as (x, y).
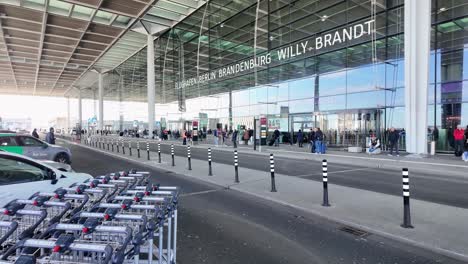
top-left (1, 0), bottom-right (467, 153)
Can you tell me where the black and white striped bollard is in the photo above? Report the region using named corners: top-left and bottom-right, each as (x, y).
top-left (158, 143), bottom-right (161, 163)
top-left (401, 168), bottom-right (413, 228)
top-left (146, 142), bottom-right (150, 160)
top-left (137, 141), bottom-right (140, 158)
top-left (208, 147), bottom-right (213, 176)
top-left (129, 141), bottom-right (132, 156)
top-left (270, 154), bottom-right (277, 192)
top-left (187, 145), bottom-right (192, 170)
top-left (122, 140), bottom-right (125, 155)
top-left (322, 159), bottom-right (330, 207)
top-left (234, 150), bottom-right (239, 183)
top-left (171, 144), bottom-right (175, 166)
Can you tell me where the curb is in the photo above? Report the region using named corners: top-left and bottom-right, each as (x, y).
top-left (63, 139), bottom-right (468, 262)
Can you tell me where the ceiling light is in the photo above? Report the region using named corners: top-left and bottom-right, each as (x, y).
top-left (220, 23), bottom-right (224, 28)
top-left (439, 7), bottom-right (447, 12)
top-left (321, 15), bottom-right (328, 21)
top-left (269, 36), bottom-right (274, 41)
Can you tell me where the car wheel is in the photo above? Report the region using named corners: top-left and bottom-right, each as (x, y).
top-left (55, 153), bottom-right (70, 164)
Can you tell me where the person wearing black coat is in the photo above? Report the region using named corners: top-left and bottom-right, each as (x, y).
top-left (387, 127), bottom-right (400, 156)
top-left (32, 128), bottom-right (40, 139)
top-left (309, 129), bottom-right (316, 153)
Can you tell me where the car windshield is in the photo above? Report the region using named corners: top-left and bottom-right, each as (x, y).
top-left (0, 156), bottom-right (46, 185)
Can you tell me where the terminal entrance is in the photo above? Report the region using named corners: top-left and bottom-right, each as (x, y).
top-left (290, 109), bottom-right (384, 149)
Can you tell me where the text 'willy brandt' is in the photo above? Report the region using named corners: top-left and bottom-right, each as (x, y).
top-left (175, 20), bottom-right (375, 90)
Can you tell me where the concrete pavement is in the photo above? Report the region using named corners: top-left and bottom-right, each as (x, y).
top-left (68, 137), bottom-right (468, 262)
top-left (56, 139), bottom-right (462, 264)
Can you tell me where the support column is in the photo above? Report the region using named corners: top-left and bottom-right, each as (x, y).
top-left (78, 89), bottom-right (82, 131)
top-left (98, 73), bottom-right (104, 131)
top-left (147, 34), bottom-right (155, 135)
top-left (66, 97), bottom-right (70, 134)
top-left (404, 0), bottom-right (431, 154)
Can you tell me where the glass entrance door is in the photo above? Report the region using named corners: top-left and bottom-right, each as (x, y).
top-left (291, 109), bottom-right (384, 149)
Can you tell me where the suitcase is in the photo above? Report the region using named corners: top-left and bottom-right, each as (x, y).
top-left (455, 149), bottom-right (463, 157)
top-left (268, 139), bottom-right (275, 146)
top-left (321, 142), bottom-right (327, 154)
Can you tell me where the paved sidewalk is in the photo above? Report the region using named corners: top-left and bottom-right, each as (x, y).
top-left (67, 138), bottom-right (468, 262)
top-left (87, 134), bottom-right (468, 176)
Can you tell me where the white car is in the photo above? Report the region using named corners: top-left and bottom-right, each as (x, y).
top-left (0, 151), bottom-right (93, 207)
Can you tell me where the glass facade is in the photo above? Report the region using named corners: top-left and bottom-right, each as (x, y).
top-left (98, 0), bottom-right (468, 152)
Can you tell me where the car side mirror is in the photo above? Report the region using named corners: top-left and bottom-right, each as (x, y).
top-left (48, 170), bottom-right (58, 185)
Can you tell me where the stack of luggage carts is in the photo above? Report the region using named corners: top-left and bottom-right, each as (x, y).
top-left (0, 169), bottom-right (180, 264)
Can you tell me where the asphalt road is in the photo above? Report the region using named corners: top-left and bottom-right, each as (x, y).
top-left (104, 139), bottom-right (468, 209)
top-left (61, 140), bottom-right (462, 264)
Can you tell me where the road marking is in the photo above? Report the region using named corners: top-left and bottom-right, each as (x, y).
top-left (295, 168), bottom-right (372, 178)
top-left (180, 189), bottom-right (219, 197)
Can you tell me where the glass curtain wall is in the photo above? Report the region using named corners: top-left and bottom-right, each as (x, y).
top-left (151, 0), bottom-right (405, 149)
top-left (105, 0), bottom-right (468, 152)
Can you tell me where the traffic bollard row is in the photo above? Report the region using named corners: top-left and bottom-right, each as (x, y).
top-left (187, 145), bottom-right (192, 170)
top-left (270, 154), bottom-right (277, 192)
top-left (147, 142), bottom-right (150, 160)
top-left (234, 150), bottom-right (239, 183)
top-left (137, 141), bottom-right (140, 158)
top-left (208, 147), bottom-right (213, 176)
top-left (322, 159), bottom-right (330, 207)
top-left (171, 144), bottom-right (175, 166)
top-left (401, 168), bottom-right (413, 228)
top-left (158, 143), bottom-right (161, 163)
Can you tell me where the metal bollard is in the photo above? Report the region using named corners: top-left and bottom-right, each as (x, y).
top-left (129, 141), bottom-right (132, 156)
top-left (158, 143), bottom-right (161, 163)
top-left (116, 140), bottom-right (120, 153)
top-left (111, 139), bottom-right (114, 152)
top-left (171, 144), bottom-right (175, 166)
top-left (208, 147), bottom-right (213, 176)
top-left (401, 168), bottom-right (413, 228)
top-left (137, 141), bottom-right (140, 158)
top-left (322, 159), bottom-right (330, 207)
top-left (187, 145), bottom-right (192, 170)
top-left (122, 140), bottom-right (125, 155)
top-left (234, 150), bottom-right (239, 183)
top-left (107, 139), bottom-right (110, 151)
top-left (270, 154), bottom-right (277, 192)
top-left (146, 142), bottom-right (150, 160)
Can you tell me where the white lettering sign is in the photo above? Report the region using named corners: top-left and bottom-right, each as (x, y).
top-left (175, 20), bottom-right (374, 89)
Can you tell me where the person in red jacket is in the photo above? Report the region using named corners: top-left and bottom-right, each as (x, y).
top-left (454, 124), bottom-right (465, 155)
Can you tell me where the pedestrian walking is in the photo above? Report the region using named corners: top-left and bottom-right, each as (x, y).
top-left (232, 129), bottom-right (238, 148)
top-left (213, 128), bottom-right (219, 146)
top-left (45, 127), bottom-right (56, 145)
top-left (297, 129), bottom-right (304, 147)
top-left (454, 125), bottom-right (465, 157)
top-left (274, 129), bottom-right (280, 147)
top-left (388, 127), bottom-right (400, 156)
top-left (309, 128), bottom-right (316, 153)
top-left (314, 128), bottom-right (324, 154)
top-left (243, 128), bottom-right (250, 145)
top-left (32, 128), bottom-right (40, 139)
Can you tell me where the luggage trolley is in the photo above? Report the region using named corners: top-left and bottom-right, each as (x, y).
top-left (0, 203), bottom-right (48, 251)
top-left (34, 221), bottom-right (133, 264)
top-left (113, 188), bottom-right (179, 264)
top-left (61, 183), bottom-right (113, 207)
top-left (30, 192), bottom-right (89, 221)
top-left (0, 221), bottom-right (18, 246)
top-left (0, 237), bottom-right (113, 264)
top-left (91, 201), bottom-right (166, 264)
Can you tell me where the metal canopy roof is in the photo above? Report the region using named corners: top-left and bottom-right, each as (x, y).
top-left (0, 0), bottom-right (154, 97)
top-left (0, 0), bottom-right (206, 98)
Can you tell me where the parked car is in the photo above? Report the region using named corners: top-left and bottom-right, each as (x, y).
top-left (0, 133), bottom-right (72, 164)
top-left (0, 151), bottom-right (93, 207)
top-left (0, 149), bottom-right (73, 172)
